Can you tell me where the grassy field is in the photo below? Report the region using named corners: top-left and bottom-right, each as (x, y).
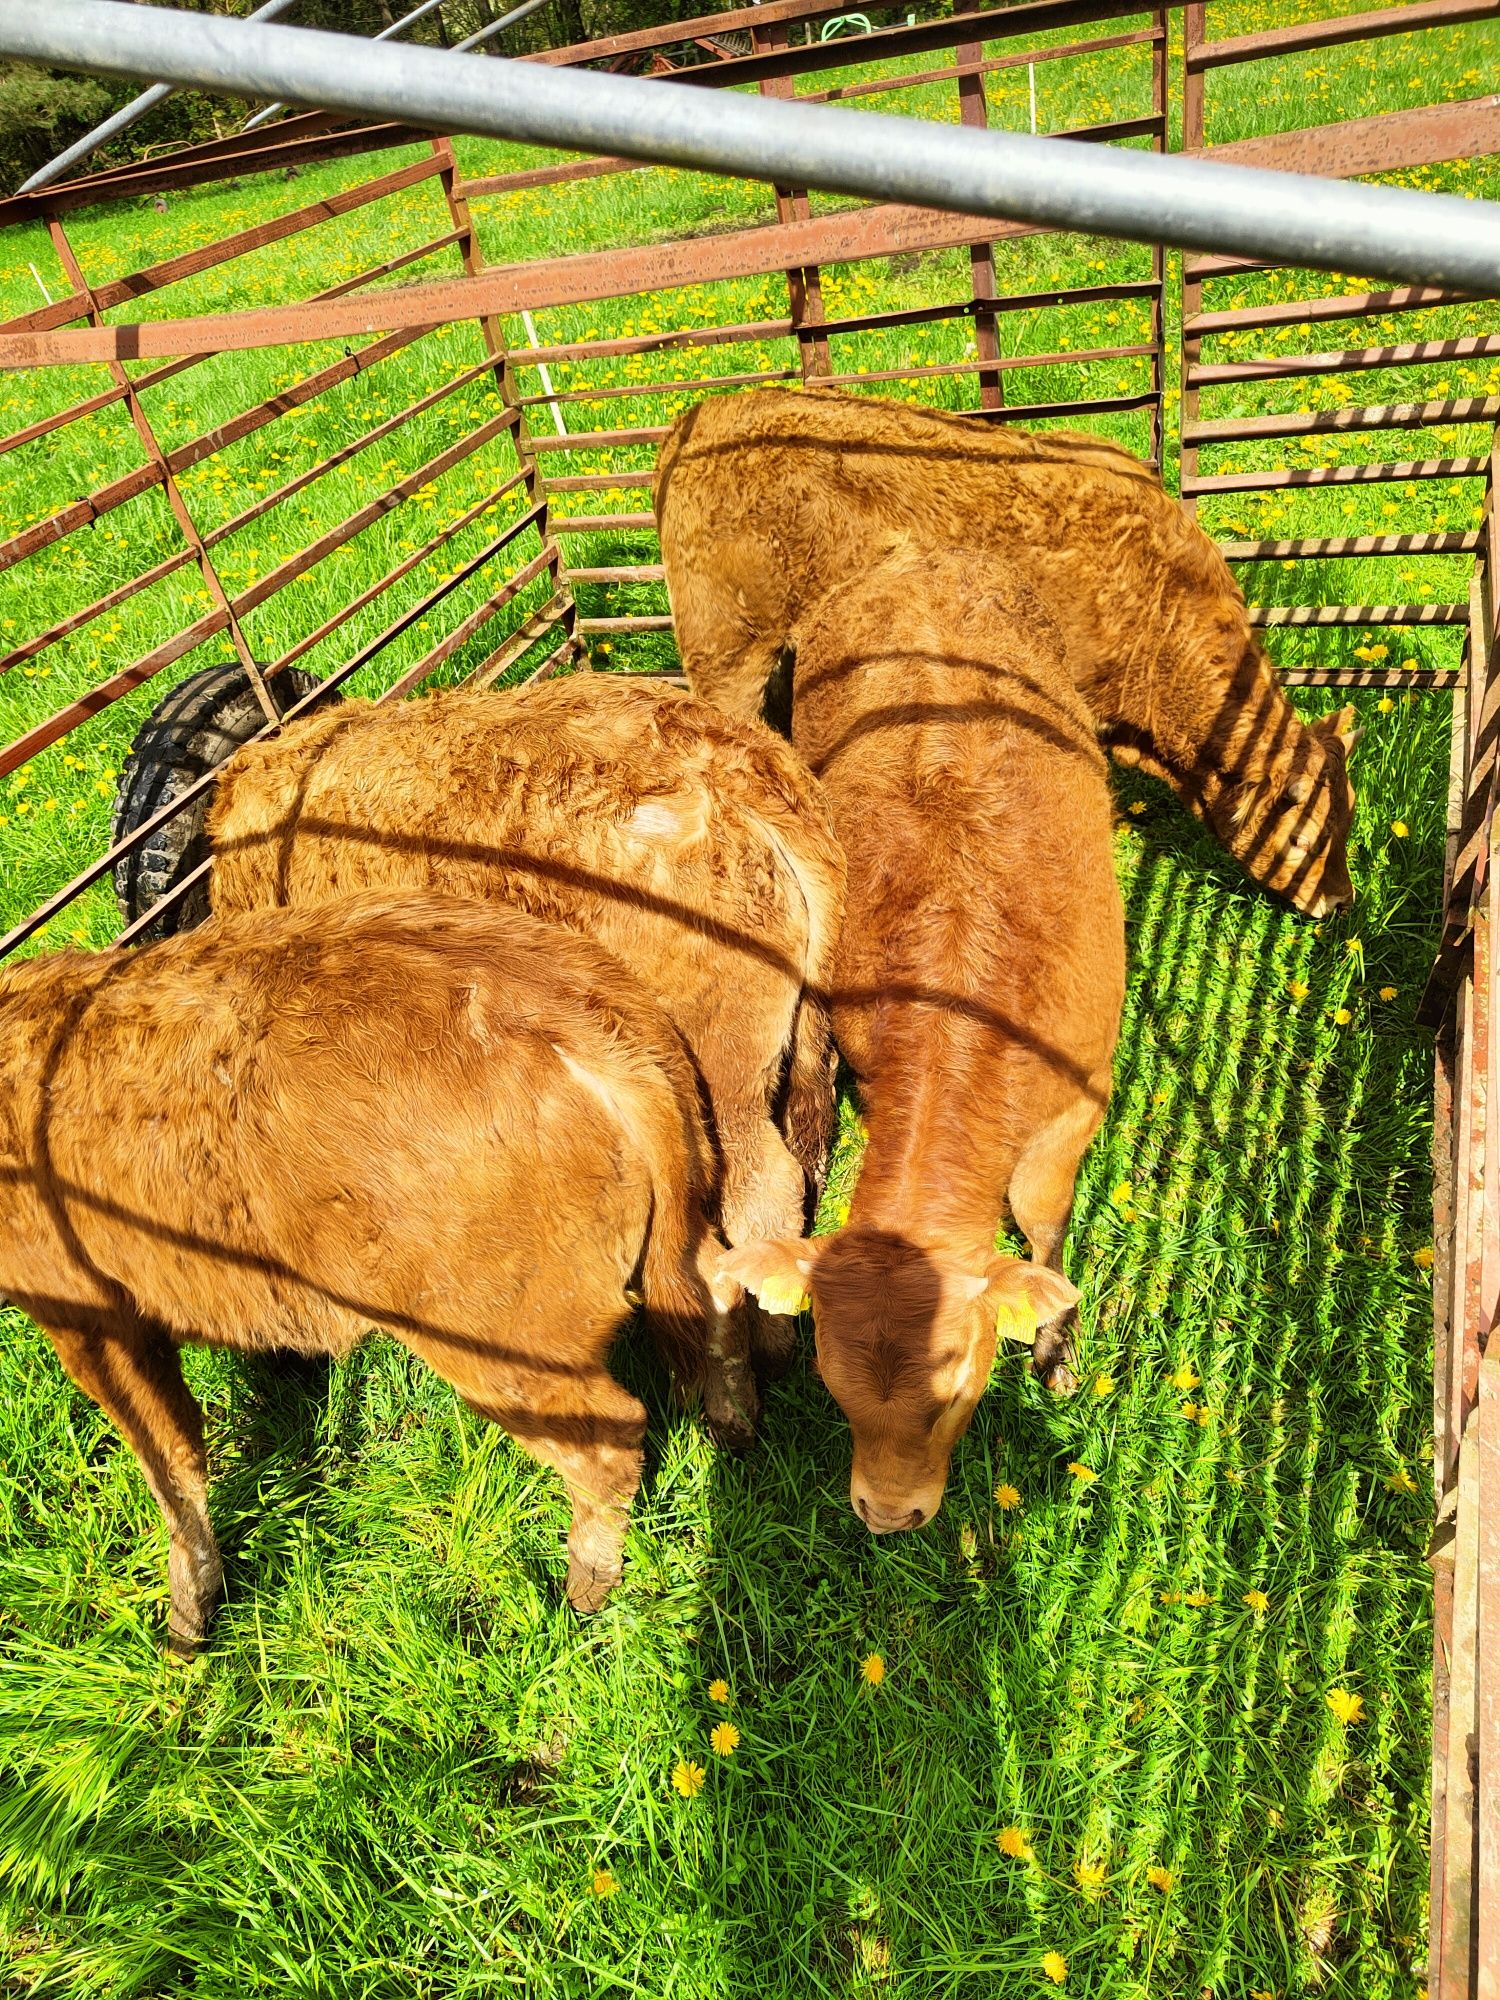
top-left (0, 2), bottom-right (1495, 1993)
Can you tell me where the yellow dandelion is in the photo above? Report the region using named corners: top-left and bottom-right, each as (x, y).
top-left (1379, 986), bottom-right (1399, 1001)
top-left (1093, 1374), bottom-right (1116, 1397)
top-left (591, 1867), bottom-right (619, 1898)
top-left (1110, 1179), bottom-right (1134, 1210)
top-left (1180, 1400), bottom-right (1200, 1421)
top-left (1287, 978), bottom-right (1309, 1002)
top-left (671, 1759), bottom-right (706, 1798)
top-left (996, 1825), bottom-right (1032, 1860)
top-left (1251, 1989), bottom-right (1278, 1999)
top-left (1332, 1007), bottom-right (1352, 1025)
top-left (1195, 1407), bottom-right (1211, 1428)
top-left (1377, 696), bottom-right (1395, 713)
top-left (1326, 1687), bottom-right (1365, 1726)
top-left (861, 1653), bottom-right (886, 1687)
top-left (1074, 1856), bottom-right (1107, 1892)
top-left (1159, 1588), bottom-right (1182, 1605)
top-left (1391, 820), bottom-right (1409, 838)
top-left (710, 1722), bottom-right (741, 1757)
top-left (1412, 1245), bottom-right (1435, 1271)
top-left (1146, 1865), bottom-right (1174, 1893)
top-left (1387, 1466), bottom-right (1418, 1494)
top-left (1185, 1589), bottom-right (1212, 1608)
top-left (708, 1679), bottom-right (730, 1704)
top-left (994, 1482), bottom-right (1021, 1511)
top-left (1127, 800), bottom-right (1147, 815)
top-left (1170, 1365), bottom-right (1200, 1392)
top-left (1066, 1462), bottom-right (1097, 1483)
top-left (1042, 1951), bottom-right (1068, 1985)
top-left (1243, 1589), bottom-right (1270, 1613)
top-left (1401, 657), bottom-right (1418, 672)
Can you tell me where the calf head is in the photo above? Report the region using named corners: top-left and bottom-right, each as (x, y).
top-left (719, 1227), bottom-right (1076, 1532)
top-left (1213, 706), bottom-right (1360, 917)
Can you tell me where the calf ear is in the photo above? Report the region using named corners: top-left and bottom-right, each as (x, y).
top-left (716, 1237), bottom-right (815, 1316)
top-left (985, 1256), bottom-right (1079, 1341)
top-left (1314, 705), bottom-right (1362, 758)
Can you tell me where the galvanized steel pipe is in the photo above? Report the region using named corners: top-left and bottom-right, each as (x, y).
top-left (2, 0), bottom-right (1498, 290)
top-left (18, 0), bottom-right (301, 193)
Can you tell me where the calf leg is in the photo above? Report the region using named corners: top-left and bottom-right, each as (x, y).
top-left (405, 1312), bottom-right (647, 1614)
top-left (1006, 1078), bottom-right (1110, 1398)
top-left (39, 1312), bottom-right (221, 1655)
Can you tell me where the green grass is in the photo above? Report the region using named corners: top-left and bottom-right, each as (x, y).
top-left (0, 4), bottom-right (1490, 1992)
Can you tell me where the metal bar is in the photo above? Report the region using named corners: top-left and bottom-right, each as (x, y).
top-left (457, 154), bottom-right (639, 200)
top-left (956, 40), bottom-right (1003, 412)
top-left (800, 28), bottom-right (1160, 107)
top-left (17, 0), bottom-right (302, 194)
top-left (0, 120), bottom-right (437, 226)
top-left (1224, 532), bottom-right (1483, 559)
top-left (0, 203), bottom-right (1047, 367)
top-left (1204, 93), bottom-right (1500, 179)
top-left (242, 0), bottom-right (449, 131)
top-left (1183, 456), bottom-right (1490, 495)
top-left (469, 591), bottom-right (570, 689)
top-left (1186, 399), bottom-right (1500, 445)
top-left (505, 316), bottom-right (793, 367)
top-left (753, 17), bottom-right (829, 386)
top-left (1248, 603), bottom-right (1470, 627)
top-left (529, 425), bottom-right (671, 451)
top-left (1187, 283), bottom-right (1479, 335)
top-left (566, 564), bottom-right (665, 582)
top-left (375, 538), bottom-right (558, 702)
top-left (8, 4), bottom-right (1500, 294)
top-left (1275, 665), bottom-right (1460, 686)
top-left (516, 366), bottom-right (796, 408)
top-left (544, 472), bottom-right (655, 492)
top-left (1188, 0), bottom-right (1499, 73)
top-left (576, 613), bottom-right (675, 631)
top-left (817, 343), bottom-right (1157, 390)
top-left (1190, 336), bottom-right (1500, 386)
top-left (550, 511), bottom-right (656, 533)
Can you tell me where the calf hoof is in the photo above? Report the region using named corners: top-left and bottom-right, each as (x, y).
top-left (164, 1621), bottom-right (207, 1663)
top-left (566, 1559), bottom-right (621, 1616)
top-left (749, 1303), bottom-right (799, 1384)
top-left (704, 1396), bottom-right (759, 1456)
top-left (1031, 1315), bottom-right (1078, 1397)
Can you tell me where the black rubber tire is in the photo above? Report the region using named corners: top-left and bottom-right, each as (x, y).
top-left (112, 662), bottom-right (331, 943)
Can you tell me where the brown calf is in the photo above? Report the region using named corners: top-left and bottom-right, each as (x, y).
top-left (655, 386), bottom-right (1360, 917)
top-left (0, 892), bottom-right (741, 1647)
top-left (203, 673), bottom-right (845, 1388)
top-left (722, 545), bottom-right (1123, 1533)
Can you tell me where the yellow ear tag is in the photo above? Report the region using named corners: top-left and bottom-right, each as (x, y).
top-left (758, 1273), bottom-right (812, 1317)
top-left (994, 1298), bottom-right (1038, 1346)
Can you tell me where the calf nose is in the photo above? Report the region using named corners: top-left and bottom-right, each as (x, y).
top-left (855, 1492), bottom-right (927, 1535)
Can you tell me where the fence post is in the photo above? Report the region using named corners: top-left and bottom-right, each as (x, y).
top-left (754, 18), bottom-right (830, 383)
top-left (956, 39), bottom-right (1003, 412)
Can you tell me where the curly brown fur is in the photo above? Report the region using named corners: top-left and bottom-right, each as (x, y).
top-left (0, 893), bottom-right (735, 1639)
top-left (205, 673), bottom-right (846, 1387)
top-left (654, 387), bottom-right (1358, 915)
top-left (720, 545), bottom-right (1122, 1533)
